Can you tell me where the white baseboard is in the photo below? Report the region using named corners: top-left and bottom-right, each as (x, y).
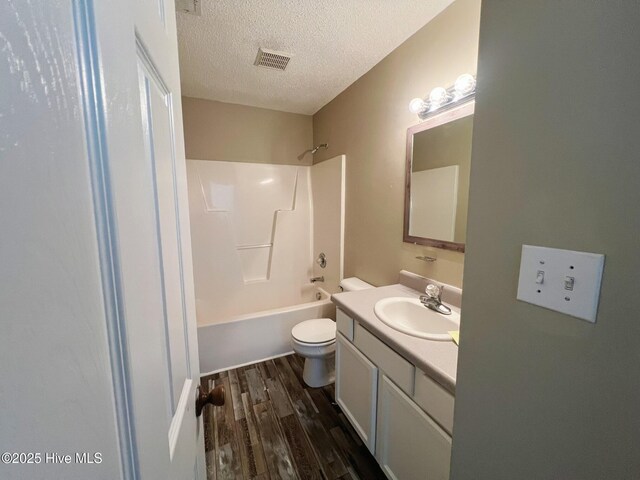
top-left (199, 350), bottom-right (294, 378)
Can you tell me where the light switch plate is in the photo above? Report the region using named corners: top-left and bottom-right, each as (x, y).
top-left (517, 245), bottom-right (605, 322)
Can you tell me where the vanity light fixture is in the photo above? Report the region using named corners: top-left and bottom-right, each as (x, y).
top-left (409, 73), bottom-right (476, 119)
top-left (453, 73), bottom-right (476, 97)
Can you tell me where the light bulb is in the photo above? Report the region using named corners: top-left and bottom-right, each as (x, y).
top-left (454, 73), bottom-right (476, 96)
top-left (409, 98), bottom-right (425, 114)
top-left (428, 87), bottom-right (448, 107)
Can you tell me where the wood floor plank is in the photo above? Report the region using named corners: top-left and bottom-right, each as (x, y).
top-left (322, 383), bottom-right (335, 402)
top-left (307, 388), bottom-right (340, 432)
top-left (214, 376), bottom-right (243, 479)
top-left (205, 449), bottom-right (216, 480)
top-left (257, 361), bottom-right (272, 381)
top-left (241, 392), bottom-right (268, 478)
top-left (254, 402), bottom-right (297, 480)
top-left (235, 416), bottom-right (257, 478)
top-left (273, 356), bottom-right (305, 400)
top-left (278, 414), bottom-right (323, 480)
top-left (330, 426), bottom-right (385, 480)
top-left (237, 366), bottom-right (250, 394)
top-left (265, 376), bottom-right (294, 418)
top-left (275, 356), bottom-right (347, 478)
top-left (304, 389), bottom-right (320, 415)
top-left (214, 377), bottom-right (234, 446)
top-left (292, 396), bottom-right (347, 479)
top-left (286, 354), bottom-right (307, 387)
top-left (228, 369), bottom-right (245, 421)
top-left (345, 466), bottom-right (360, 480)
top-left (216, 443), bottom-right (238, 480)
top-left (241, 393), bottom-right (261, 447)
top-left (337, 413), bottom-right (363, 447)
top-left (265, 359), bottom-right (279, 379)
top-left (204, 378), bottom-right (216, 452)
top-left (245, 368), bottom-right (269, 404)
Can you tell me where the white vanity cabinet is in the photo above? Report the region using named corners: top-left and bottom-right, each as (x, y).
top-left (377, 375), bottom-right (452, 480)
top-left (336, 332), bottom-right (378, 453)
top-left (335, 308), bottom-right (454, 479)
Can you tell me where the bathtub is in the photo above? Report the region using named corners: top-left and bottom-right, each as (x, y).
top-left (198, 287), bottom-right (336, 375)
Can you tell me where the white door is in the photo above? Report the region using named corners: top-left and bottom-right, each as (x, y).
top-left (91, 0), bottom-right (205, 478)
top-left (1, 0), bottom-right (204, 479)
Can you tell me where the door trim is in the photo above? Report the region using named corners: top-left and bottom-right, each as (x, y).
top-left (72, 1), bottom-right (138, 478)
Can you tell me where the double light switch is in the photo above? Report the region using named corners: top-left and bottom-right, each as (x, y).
top-left (516, 245), bottom-right (605, 323)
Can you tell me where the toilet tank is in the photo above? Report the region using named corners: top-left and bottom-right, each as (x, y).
top-left (339, 277), bottom-right (374, 292)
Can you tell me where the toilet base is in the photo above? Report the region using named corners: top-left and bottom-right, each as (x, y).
top-left (302, 353), bottom-right (335, 388)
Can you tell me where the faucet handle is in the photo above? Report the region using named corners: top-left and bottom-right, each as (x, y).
top-left (425, 283), bottom-right (441, 299)
top-left (425, 283), bottom-right (445, 302)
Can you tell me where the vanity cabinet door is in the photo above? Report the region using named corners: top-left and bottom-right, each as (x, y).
top-left (336, 332), bottom-right (378, 453)
top-left (377, 375), bottom-right (452, 480)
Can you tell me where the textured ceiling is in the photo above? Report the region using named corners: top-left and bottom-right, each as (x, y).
top-left (176, 0), bottom-right (454, 115)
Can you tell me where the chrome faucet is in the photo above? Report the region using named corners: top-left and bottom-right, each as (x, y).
top-left (310, 276), bottom-right (325, 283)
top-left (420, 283), bottom-right (452, 315)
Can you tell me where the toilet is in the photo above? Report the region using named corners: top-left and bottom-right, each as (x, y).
top-left (291, 277), bottom-right (373, 387)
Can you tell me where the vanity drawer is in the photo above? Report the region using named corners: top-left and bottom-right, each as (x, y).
top-left (413, 371), bottom-right (455, 435)
top-left (354, 323), bottom-right (415, 395)
top-left (336, 308), bottom-right (354, 341)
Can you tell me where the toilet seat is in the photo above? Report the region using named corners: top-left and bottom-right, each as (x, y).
top-left (291, 318), bottom-right (336, 345)
top-left (292, 338), bottom-right (335, 347)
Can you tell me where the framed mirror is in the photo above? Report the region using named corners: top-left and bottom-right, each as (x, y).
top-left (403, 100), bottom-right (474, 252)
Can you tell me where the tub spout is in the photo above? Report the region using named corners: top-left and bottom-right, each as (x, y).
top-left (310, 276), bottom-right (324, 283)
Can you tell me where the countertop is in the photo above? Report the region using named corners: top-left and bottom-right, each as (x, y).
top-left (331, 283), bottom-right (459, 394)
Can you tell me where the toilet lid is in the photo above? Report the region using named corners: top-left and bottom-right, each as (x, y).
top-left (292, 318), bottom-right (336, 344)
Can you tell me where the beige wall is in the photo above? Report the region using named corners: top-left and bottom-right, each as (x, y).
top-left (182, 97), bottom-right (313, 165)
top-left (451, 1), bottom-right (640, 479)
top-left (312, 0), bottom-right (481, 288)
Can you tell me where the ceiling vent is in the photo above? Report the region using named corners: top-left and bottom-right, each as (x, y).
top-left (254, 48), bottom-right (292, 71)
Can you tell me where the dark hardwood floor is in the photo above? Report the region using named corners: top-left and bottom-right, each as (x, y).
top-left (201, 353), bottom-right (386, 480)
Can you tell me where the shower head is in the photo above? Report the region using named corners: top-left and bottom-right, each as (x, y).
top-left (311, 143), bottom-right (328, 154)
top-left (298, 143), bottom-right (328, 161)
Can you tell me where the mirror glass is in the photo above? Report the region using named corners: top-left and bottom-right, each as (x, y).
top-left (404, 102), bottom-right (474, 252)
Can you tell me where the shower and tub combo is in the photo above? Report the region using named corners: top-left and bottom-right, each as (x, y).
top-left (187, 154), bottom-right (351, 381)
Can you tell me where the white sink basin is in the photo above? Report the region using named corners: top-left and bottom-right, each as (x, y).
top-left (373, 297), bottom-right (460, 341)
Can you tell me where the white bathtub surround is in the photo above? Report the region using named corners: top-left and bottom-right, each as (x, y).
top-left (188, 160), bottom-right (313, 321)
top-left (187, 158), bottom-right (346, 324)
top-left (188, 156), bottom-right (346, 372)
top-left (311, 155), bottom-right (346, 295)
top-left (198, 288), bottom-right (335, 374)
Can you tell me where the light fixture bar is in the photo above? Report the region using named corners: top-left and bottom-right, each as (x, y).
top-left (409, 74), bottom-right (476, 120)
